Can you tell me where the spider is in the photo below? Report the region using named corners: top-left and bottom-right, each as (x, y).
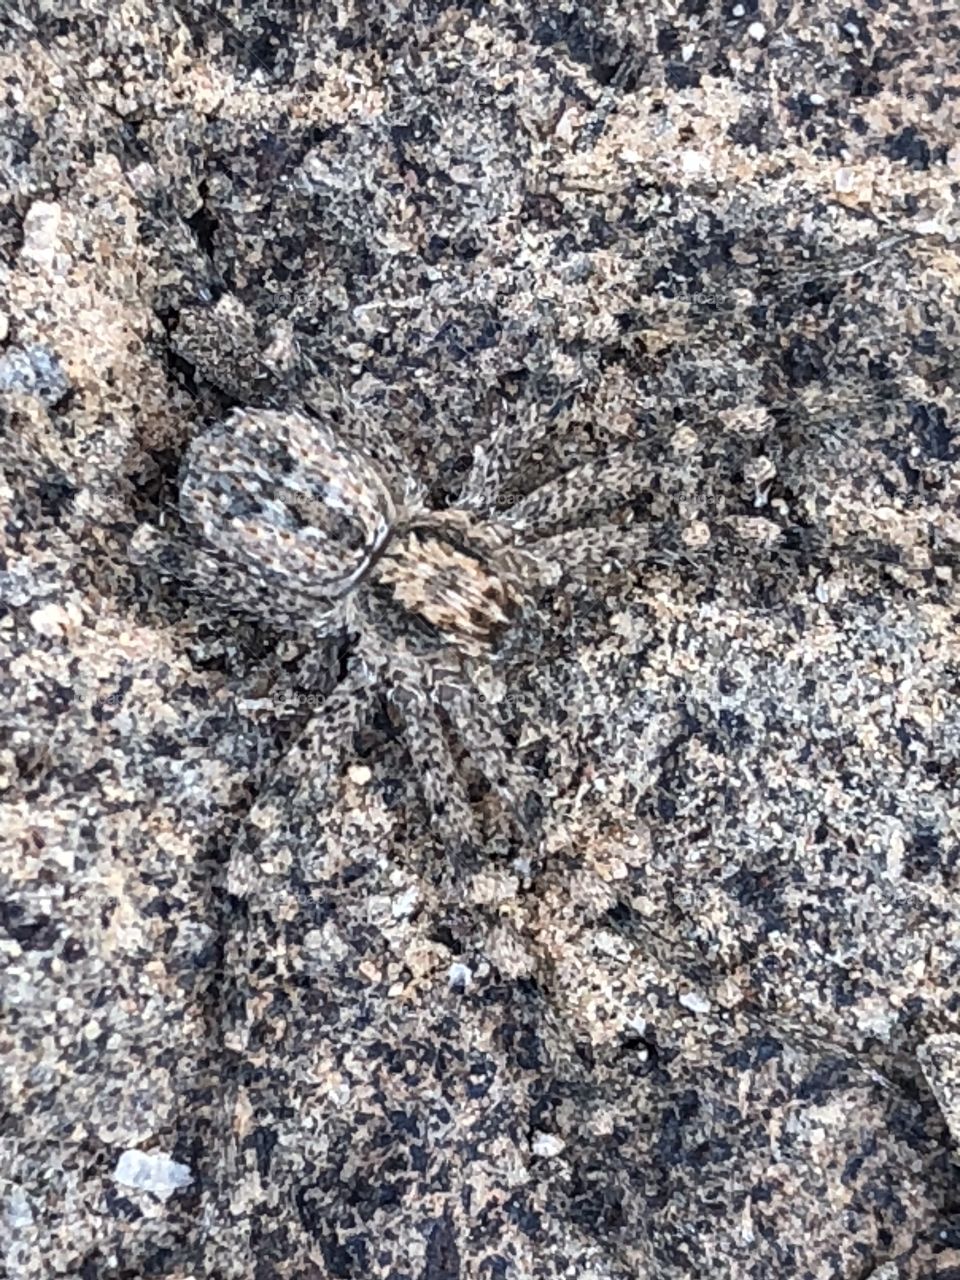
top-left (131, 402), bottom-right (657, 869)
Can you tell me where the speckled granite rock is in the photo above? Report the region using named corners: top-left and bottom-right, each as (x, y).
top-left (2, 2), bottom-right (959, 1278)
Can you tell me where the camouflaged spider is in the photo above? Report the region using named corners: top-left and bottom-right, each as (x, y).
top-left (132, 403), bottom-right (654, 865)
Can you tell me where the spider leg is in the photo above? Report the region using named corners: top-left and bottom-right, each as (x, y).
top-left (437, 676), bottom-right (536, 839)
top-left (530, 512), bottom-right (960, 585)
top-left (233, 630), bottom-right (349, 721)
top-left (524, 522), bottom-right (659, 582)
top-left (460, 391), bottom-right (579, 511)
top-left (388, 659), bottom-right (487, 875)
top-left (300, 377), bottom-right (419, 503)
top-left (172, 296), bottom-right (279, 401)
top-left (214, 657), bottom-right (374, 1255)
top-left (460, 403), bottom-right (551, 510)
top-left (279, 662), bottom-right (374, 795)
top-left (752, 518), bottom-right (960, 575)
top-left (223, 659), bottom-right (374, 1149)
top-left (501, 449), bottom-right (657, 537)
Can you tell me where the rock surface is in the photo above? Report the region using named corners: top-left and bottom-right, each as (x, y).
top-left (2, 2), bottom-right (959, 1278)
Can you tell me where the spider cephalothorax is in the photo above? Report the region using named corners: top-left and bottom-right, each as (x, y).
top-left (373, 512), bottom-right (531, 654)
top-left (133, 404), bottom-right (654, 864)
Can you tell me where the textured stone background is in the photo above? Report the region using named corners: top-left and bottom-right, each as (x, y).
top-left (2, 2), bottom-right (959, 1277)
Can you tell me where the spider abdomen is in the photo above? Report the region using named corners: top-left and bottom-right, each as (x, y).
top-left (179, 408), bottom-right (396, 600)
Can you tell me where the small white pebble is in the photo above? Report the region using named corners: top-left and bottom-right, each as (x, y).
top-left (679, 990), bottom-right (712, 1014)
top-left (113, 1149), bottom-right (193, 1200)
top-left (681, 520), bottom-right (712, 550)
top-left (28, 600), bottom-right (82, 639)
top-left (680, 149), bottom-right (711, 178)
top-left (20, 201), bottom-right (62, 270)
top-left (914, 218), bottom-right (943, 237)
top-left (747, 21), bottom-right (766, 40)
top-left (720, 403), bottom-right (772, 437)
top-left (531, 1131), bottom-right (566, 1158)
top-left (729, 515), bottom-right (784, 547)
top-left (671, 424), bottom-right (701, 454)
top-left (347, 763), bottom-right (372, 786)
top-left (448, 961), bottom-right (472, 991)
top-left (743, 455), bottom-right (776, 488)
top-left (512, 855), bottom-right (533, 880)
top-left (329, 1079), bottom-right (351, 1108)
top-left (237, 697), bottom-right (276, 713)
top-left (0, 312), bottom-right (8, 342)
top-left (390, 886), bottom-right (419, 918)
top-left (5, 1187), bottom-right (33, 1230)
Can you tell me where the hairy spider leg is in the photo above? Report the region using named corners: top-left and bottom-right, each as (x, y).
top-left (334, 390), bottom-right (423, 503)
top-left (459, 392), bottom-right (581, 511)
top-left (524, 522), bottom-right (658, 581)
top-left (461, 403), bottom-right (551, 511)
top-left (386, 655), bottom-right (490, 876)
top-left (434, 675), bottom-right (540, 842)
top-left (501, 449), bottom-right (659, 536)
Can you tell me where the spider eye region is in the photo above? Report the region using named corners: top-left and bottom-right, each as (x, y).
top-left (178, 408), bottom-right (395, 599)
